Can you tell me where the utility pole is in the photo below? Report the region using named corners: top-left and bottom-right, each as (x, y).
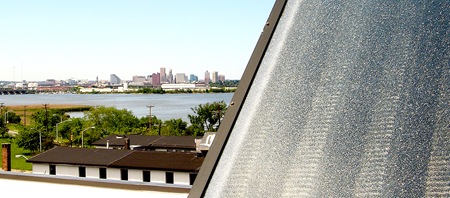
top-left (146, 105), bottom-right (154, 133)
top-left (217, 106), bottom-right (222, 126)
top-left (0, 103), bottom-right (4, 125)
top-left (43, 104), bottom-right (49, 134)
top-left (23, 105), bottom-right (27, 126)
top-left (158, 122), bottom-right (162, 136)
top-left (213, 105), bottom-right (222, 130)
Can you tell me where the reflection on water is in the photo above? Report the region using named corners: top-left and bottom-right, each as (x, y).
top-left (66, 112), bottom-right (84, 118)
top-left (0, 93), bottom-right (233, 122)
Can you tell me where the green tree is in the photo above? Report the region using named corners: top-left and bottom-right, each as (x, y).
top-left (136, 87), bottom-right (166, 94)
top-left (209, 80), bottom-right (239, 87)
top-left (84, 106), bottom-right (139, 136)
top-left (137, 116), bottom-right (162, 135)
top-left (188, 101), bottom-right (227, 136)
top-left (71, 86), bottom-right (81, 93)
top-left (0, 110), bottom-right (21, 137)
top-left (160, 118), bottom-right (188, 136)
top-left (15, 127), bottom-right (52, 153)
top-left (0, 119), bottom-right (7, 137)
top-left (31, 109), bottom-right (65, 133)
top-left (5, 111), bottom-right (21, 124)
top-left (55, 117), bottom-right (87, 146)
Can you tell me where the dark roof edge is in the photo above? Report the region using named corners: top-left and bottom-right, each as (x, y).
top-left (0, 171), bottom-right (190, 193)
top-left (26, 162), bottom-right (104, 167)
top-left (107, 166), bottom-right (200, 172)
top-left (187, 0), bottom-right (288, 197)
top-left (29, 161), bottom-right (202, 172)
top-left (148, 145), bottom-right (196, 149)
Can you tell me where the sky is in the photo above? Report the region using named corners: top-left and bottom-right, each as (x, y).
top-left (0, 0), bottom-right (276, 82)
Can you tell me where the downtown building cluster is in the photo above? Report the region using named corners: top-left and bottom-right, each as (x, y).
top-left (121, 68), bottom-right (226, 87)
top-left (0, 68), bottom-right (228, 93)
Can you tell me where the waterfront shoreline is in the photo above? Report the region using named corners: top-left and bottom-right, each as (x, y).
top-left (0, 93), bottom-right (234, 122)
top-left (8, 104), bottom-right (90, 110)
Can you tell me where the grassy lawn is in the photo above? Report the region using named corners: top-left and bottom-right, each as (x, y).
top-left (0, 137), bottom-right (32, 171)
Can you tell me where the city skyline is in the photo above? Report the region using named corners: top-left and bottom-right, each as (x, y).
top-left (0, 68), bottom-right (226, 84)
top-left (126, 67), bottom-right (227, 84)
top-left (0, 1), bottom-right (276, 82)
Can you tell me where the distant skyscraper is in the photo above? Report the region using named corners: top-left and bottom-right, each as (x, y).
top-left (67, 79), bottom-right (78, 85)
top-left (212, 71), bottom-right (219, 83)
top-left (45, 79), bottom-right (56, 86)
top-left (160, 67), bottom-right (166, 83)
top-left (147, 75), bottom-right (152, 83)
top-left (190, 74), bottom-right (198, 82)
top-left (168, 69), bottom-right (174, 83)
top-left (219, 75), bottom-right (226, 83)
top-left (110, 74), bottom-right (121, 85)
top-left (205, 70), bottom-right (211, 84)
top-left (132, 75), bottom-right (146, 82)
top-left (175, 73), bottom-right (187, 84)
top-left (151, 73), bottom-right (160, 86)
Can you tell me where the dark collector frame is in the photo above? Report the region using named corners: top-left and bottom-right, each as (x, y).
top-left (188, 0), bottom-right (287, 197)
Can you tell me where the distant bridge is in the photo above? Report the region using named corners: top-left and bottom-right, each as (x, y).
top-left (0, 89), bottom-right (27, 95)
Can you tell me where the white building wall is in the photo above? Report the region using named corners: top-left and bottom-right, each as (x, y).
top-left (32, 164), bottom-right (48, 174)
top-left (161, 83), bottom-right (196, 90)
top-left (128, 169), bottom-right (143, 182)
top-left (86, 167), bottom-right (99, 179)
top-left (108, 168), bottom-right (121, 180)
top-left (151, 171), bottom-right (166, 183)
top-left (31, 164), bottom-right (194, 185)
top-left (0, 175), bottom-right (189, 198)
top-left (174, 172), bottom-right (190, 185)
top-left (56, 165), bottom-right (78, 177)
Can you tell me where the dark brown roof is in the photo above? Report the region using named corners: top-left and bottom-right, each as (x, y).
top-left (150, 136), bottom-right (197, 150)
top-left (110, 151), bottom-right (204, 172)
top-left (91, 134), bottom-right (164, 147)
top-left (27, 146), bottom-right (204, 172)
top-left (92, 135), bottom-right (198, 150)
top-left (27, 146), bottom-right (132, 166)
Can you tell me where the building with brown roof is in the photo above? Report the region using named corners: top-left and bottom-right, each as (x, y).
top-left (92, 134), bottom-right (199, 153)
top-left (26, 146), bottom-right (203, 186)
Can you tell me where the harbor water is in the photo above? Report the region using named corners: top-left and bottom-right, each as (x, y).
top-left (0, 93), bottom-right (234, 123)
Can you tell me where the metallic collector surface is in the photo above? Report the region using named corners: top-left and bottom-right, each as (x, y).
top-left (192, 0), bottom-right (449, 197)
top-left (187, 0), bottom-right (288, 197)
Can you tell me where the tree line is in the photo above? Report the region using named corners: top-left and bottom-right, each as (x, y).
top-left (0, 101), bottom-right (227, 153)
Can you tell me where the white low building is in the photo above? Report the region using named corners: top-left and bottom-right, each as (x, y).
top-left (160, 83), bottom-right (206, 91)
top-left (26, 146), bottom-right (203, 186)
top-left (79, 87), bottom-right (114, 93)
